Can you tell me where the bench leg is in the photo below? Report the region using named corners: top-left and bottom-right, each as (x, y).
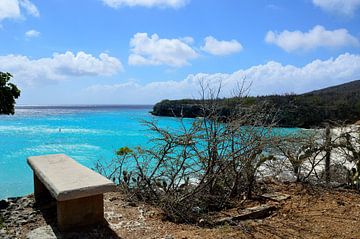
top-left (57, 194), bottom-right (105, 231)
top-left (33, 172), bottom-right (53, 204)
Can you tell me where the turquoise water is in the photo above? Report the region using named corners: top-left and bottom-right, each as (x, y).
top-left (0, 106), bottom-right (299, 200)
top-left (0, 105), bottom-right (187, 199)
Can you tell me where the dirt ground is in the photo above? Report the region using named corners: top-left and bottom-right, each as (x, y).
top-left (2, 180), bottom-right (360, 239)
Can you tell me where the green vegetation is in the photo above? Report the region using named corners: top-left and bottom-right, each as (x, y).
top-left (0, 72), bottom-right (21, 115)
top-left (152, 80), bottom-right (360, 128)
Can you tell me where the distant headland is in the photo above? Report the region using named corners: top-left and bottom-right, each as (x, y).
top-left (151, 80), bottom-right (360, 128)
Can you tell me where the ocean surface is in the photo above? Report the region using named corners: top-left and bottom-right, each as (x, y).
top-left (0, 105), bottom-right (188, 199)
top-left (0, 105), bottom-right (299, 200)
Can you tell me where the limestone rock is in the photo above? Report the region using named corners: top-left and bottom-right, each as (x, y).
top-left (261, 192), bottom-right (291, 202)
top-left (26, 226), bottom-right (57, 239)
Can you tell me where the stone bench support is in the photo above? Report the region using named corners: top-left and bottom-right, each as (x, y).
top-left (34, 172), bottom-right (53, 204)
top-left (57, 194), bottom-right (104, 231)
top-left (27, 154), bottom-right (115, 231)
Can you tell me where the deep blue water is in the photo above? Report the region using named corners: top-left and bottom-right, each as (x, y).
top-left (0, 106), bottom-right (299, 200)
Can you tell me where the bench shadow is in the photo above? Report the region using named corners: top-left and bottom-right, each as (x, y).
top-left (35, 199), bottom-right (122, 239)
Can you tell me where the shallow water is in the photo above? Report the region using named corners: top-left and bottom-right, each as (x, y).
top-left (0, 105), bottom-right (189, 199)
top-left (0, 106), bottom-right (299, 199)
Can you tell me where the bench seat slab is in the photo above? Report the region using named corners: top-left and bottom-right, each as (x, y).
top-left (27, 154), bottom-right (115, 201)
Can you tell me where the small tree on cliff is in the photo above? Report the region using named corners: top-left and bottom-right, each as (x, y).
top-left (0, 72), bottom-right (20, 115)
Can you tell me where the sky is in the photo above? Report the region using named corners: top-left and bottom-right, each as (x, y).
top-left (1, 0), bottom-right (360, 105)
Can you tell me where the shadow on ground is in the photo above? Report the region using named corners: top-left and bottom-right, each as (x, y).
top-left (30, 199), bottom-right (121, 239)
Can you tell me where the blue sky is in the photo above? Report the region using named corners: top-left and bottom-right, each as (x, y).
top-left (1, 0), bottom-right (360, 105)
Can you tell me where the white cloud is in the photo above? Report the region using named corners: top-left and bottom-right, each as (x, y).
top-left (25, 29), bottom-right (40, 38)
top-left (19, 0), bottom-right (39, 17)
top-left (265, 25), bottom-right (359, 52)
top-left (312, 0), bottom-right (360, 16)
top-left (0, 0), bottom-right (20, 21)
top-left (0, 51), bottom-right (123, 85)
top-left (0, 0), bottom-right (38, 21)
top-left (201, 36), bottom-right (243, 56)
top-left (86, 53), bottom-right (360, 104)
top-left (180, 36), bottom-right (194, 44)
top-left (128, 32), bottom-right (198, 67)
top-left (102, 0), bottom-right (189, 8)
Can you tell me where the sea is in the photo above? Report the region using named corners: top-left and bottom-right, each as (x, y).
top-left (0, 105), bottom-right (299, 200)
top-left (0, 105), bottom-right (189, 200)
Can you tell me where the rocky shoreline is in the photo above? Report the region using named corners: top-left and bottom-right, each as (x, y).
top-left (0, 196), bottom-right (37, 238)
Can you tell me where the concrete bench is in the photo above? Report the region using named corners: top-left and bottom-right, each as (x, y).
top-left (27, 154), bottom-right (116, 231)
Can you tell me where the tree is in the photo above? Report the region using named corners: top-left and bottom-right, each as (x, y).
top-left (0, 72), bottom-right (20, 115)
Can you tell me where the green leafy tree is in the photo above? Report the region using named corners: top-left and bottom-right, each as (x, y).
top-left (0, 72), bottom-right (20, 115)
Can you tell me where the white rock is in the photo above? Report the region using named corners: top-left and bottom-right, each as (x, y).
top-left (26, 226), bottom-right (57, 239)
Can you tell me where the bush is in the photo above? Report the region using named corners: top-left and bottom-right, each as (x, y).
top-left (96, 81), bottom-right (279, 223)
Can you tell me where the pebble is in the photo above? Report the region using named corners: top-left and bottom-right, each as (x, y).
top-left (19, 219), bottom-right (29, 225)
top-left (164, 235), bottom-right (174, 239)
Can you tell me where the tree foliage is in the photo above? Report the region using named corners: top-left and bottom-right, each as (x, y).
top-left (0, 72), bottom-right (20, 115)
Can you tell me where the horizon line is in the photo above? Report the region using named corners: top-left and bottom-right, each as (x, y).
top-left (16, 104), bottom-right (154, 107)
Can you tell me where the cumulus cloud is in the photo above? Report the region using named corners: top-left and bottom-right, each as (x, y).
top-left (25, 29), bottom-right (40, 38)
top-left (201, 36), bottom-right (243, 56)
top-left (312, 0), bottom-right (360, 16)
top-left (265, 25), bottom-right (359, 52)
top-left (0, 0), bottom-right (20, 21)
top-left (19, 0), bottom-right (39, 17)
top-left (0, 0), bottom-right (38, 21)
top-left (128, 33), bottom-right (198, 67)
top-left (0, 51), bottom-right (123, 85)
top-left (86, 53), bottom-right (360, 104)
top-left (102, 0), bottom-right (189, 8)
